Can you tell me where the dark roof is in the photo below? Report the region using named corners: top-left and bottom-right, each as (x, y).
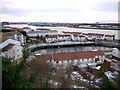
top-left (58, 34), bottom-right (71, 37)
top-left (105, 35), bottom-right (113, 37)
top-left (22, 27), bottom-right (31, 29)
top-left (2, 43), bottom-right (15, 51)
top-left (0, 31), bottom-right (22, 43)
top-left (36, 28), bottom-right (50, 30)
top-left (88, 33), bottom-right (104, 36)
top-left (117, 48), bottom-right (120, 51)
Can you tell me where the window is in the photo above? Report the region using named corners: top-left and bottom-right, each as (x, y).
top-left (89, 58), bottom-right (91, 60)
top-left (5, 53), bottom-right (7, 56)
top-left (56, 61), bottom-right (58, 63)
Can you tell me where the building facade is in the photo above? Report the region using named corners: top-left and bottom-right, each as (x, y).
top-left (27, 29), bottom-right (58, 37)
top-left (44, 51), bottom-right (105, 65)
top-left (1, 31), bottom-right (26, 45)
top-left (1, 43), bottom-right (23, 62)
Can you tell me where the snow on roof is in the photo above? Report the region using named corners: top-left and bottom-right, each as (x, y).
top-left (113, 48), bottom-right (120, 51)
top-left (92, 50), bottom-right (98, 51)
top-left (95, 66), bottom-right (101, 70)
top-left (27, 30), bottom-right (58, 34)
top-left (72, 71), bottom-right (79, 75)
top-left (105, 71), bottom-right (116, 80)
top-left (36, 53), bottom-right (41, 56)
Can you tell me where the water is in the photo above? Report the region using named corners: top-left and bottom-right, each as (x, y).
top-left (33, 46), bottom-right (112, 55)
top-left (8, 24), bottom-right (114, 54)
top-left (9, 24), bottom-right (119, 39)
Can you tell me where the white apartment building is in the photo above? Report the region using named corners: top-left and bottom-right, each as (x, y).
top-left (112, 48), bottom-right (120, 58)
top-left (2, 43), bottom-right (23, 61)
top-left (45, 35), bottom-right (58, 43)
top-left (42, 50), bottom-right (105, 65)
top-left (27, 29), bottom-right (58, 37)
top-left (104, 35), bottom-right (114, 41)
top-left (1, 31), bottom-right (26, 45)
top-left (22, 27), bottom-right (32, 32)
top-left (0, 34), bottom-right (23, 62)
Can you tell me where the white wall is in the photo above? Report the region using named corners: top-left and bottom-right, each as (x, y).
top-left (112, 48), bottom-right (120, 58)
top-left (0, 39), bottom-right (21, 49)
top-left (2, 45), bottom-right (23, 60)
top-left (47, 57), bottom-right (97, 65)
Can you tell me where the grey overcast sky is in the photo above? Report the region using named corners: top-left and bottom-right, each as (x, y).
top-left (0, 0), bottom-right (119, 23)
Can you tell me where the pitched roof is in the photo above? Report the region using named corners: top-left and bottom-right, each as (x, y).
top-left (73, 65), bottom-right (88, 79)
top-left (47, 35), bottom-right (58, 38)
top-left (0, 35), bottom-right (7, 43)
top-left (36, 51), bottom-right (104, 61)
top-left (2, 43), bottom-right (15, 51)
top-left (36, 54), bottom-right (52, 61)
top-left (58, 34), bottom-right (71, 37)
top-left (82, 33), bottom-right (88, 35)
top-left (2, 31), bottom-right (22, 37)
top-left (36, 28), bottom-right (50, 30)
top-left (95, 34), bottom-right (104, 36)
top-left (79, 35), bottom-right (85, 37)
top-left (88, 33), bottom-right (104, 36)
top-left (71, 32), bottom-right (81, 35)
top-left (63, 31), bottom-right (81, 35)
top-left (105, 35), bottom-right (113, 37)
top-left (0, 31), bottom-right (22, 43)
top-left (53, 50), bottom-right (104, 61)
top-left (22, 27), bottom-right (31, 29)
top-left (11, 27), bottom-right (22, 30)
top-left (117, 48), bottom-right (120, 51)
top-left (62, 31), bottom-right (71, 34)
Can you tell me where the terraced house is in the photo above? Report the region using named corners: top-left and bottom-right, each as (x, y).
top-left (36, 50), bottom-right (105, 65)
top-left (27, 28), bottom-right (58, 37)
